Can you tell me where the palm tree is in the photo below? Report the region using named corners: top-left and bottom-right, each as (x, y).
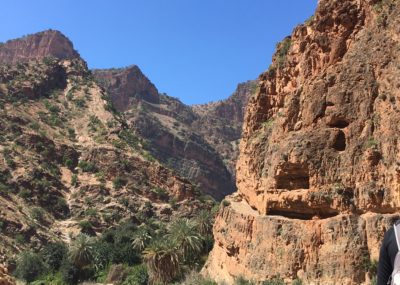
top-left (143, 239), bottom-right (180, 284)
top-left (68, 234), bottom-right (94, 269)
top-left (131, 226), bottom-right (153, 252)
top-left (167, 218), bottom-right (203, 262)
top-left (195, 210), bottom-right (213, 236)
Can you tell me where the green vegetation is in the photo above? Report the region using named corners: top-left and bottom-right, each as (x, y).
top-left (304, 15), bottom-right (314, 25)
top-left (262, 119), bottom-right (274, 128)
top-left (13, 211), bottom-right (217, 285)
top-left (276, 37), bottom-right (292, 69)
top-left (262, 277), bottom-right (285, 285)
top-left (3, 148), bottom-right (16, 169)
top-left (78, 160), bottom-right (96, 172)
top-left (373, 0), bottom-right (395, 26)
top-left (235, 276), bottom-right (255, 285)
top-left (74, 98), bottom-right (86, 108)
top-left (113, 176), bottom-right (126, 190)
top-left (14, 251), bottom-right (46, 283)
top-left (71, 174), bottom-right (78, 186)
top-left (67, 127), bottom-right (76, 140)
top-left (30, 207), bottom-right (45, 222)
top-left (366, 137), bottom-right (378, 149)
top-left (292, 279), bottom-right (303, 285)
top-left (151, 187), bottom-right (169, 200)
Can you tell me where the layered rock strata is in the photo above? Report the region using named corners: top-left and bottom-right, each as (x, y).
top-left (204, 0), bottom-right (400, 284)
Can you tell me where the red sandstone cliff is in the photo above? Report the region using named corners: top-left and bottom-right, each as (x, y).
top-left (204, 0), bottom-right (400, 284)
top-left (92, 66), bottom-right (160, 111)
top-left (0, 30), bottom-right (80, 64)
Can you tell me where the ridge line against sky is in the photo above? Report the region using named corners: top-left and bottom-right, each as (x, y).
top-left (0, 0), bottom-right (318, 105)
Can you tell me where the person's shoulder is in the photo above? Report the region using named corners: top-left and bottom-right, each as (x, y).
top-left (384, 223), bottom-right (397, 242)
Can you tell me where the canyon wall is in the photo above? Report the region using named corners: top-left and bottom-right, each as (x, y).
top-left (204, 0), bottom-right (400, 284)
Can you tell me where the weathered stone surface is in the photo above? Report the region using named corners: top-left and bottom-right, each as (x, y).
top-left (0, 265), bottom-right (15, 285)
top-left (94, 70), bottom-right (255, 200)
top-left (93, 66), bottom-right (160, 111)
top-left (204, 0), bottom-right (400, 283)
top-left (0, 30), bottom-right (80, 64)
top-left (192, 80), bottom-right (257, 177)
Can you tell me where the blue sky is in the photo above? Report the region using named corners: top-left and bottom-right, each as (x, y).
top-left (0, 1), bottom-right (317, 105)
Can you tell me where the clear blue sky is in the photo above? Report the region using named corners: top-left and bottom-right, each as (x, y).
top-left (0, 1), bottom-right (317, 105)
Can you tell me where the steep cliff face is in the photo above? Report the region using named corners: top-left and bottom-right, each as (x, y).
top-left (204, 0), bottom-right (400, 283)
top-left (94, 69), bottom-right (254, 200)
top-left (92, 66), bottom-right (160, 111)
top-left (192, 80), bottom-right (257, 176)
top-left (0, 30), bottom-right (80, 64)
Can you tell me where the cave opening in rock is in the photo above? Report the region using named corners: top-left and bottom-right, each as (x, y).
top-left (275, 162), bottom-right (310, 190)
top-left (327, 118), bottom-right (349, 129)
top-left (268, 209), bottom-right (339, 220)
top-left (332, 130), bottom-right (346, 151)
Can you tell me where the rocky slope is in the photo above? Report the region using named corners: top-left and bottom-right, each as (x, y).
top-left (93, 70), bottom-right (255, 200)
top-left (204, 0), bottom-right (400, 284)
top-left (0, 32), bottom-right (212, 263)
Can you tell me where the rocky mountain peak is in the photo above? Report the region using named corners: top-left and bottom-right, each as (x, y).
top-left (93, 65), bottom-right (160, 111)
top-left (0, 30), bottom-right (80, 64)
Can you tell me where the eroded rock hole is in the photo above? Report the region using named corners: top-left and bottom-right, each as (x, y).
top-left (327, 118), bottom-right (349, 129)
top-left (275, 163), bottom-right (310, 190)
top-left (332, 130), bottom-right (346, 151)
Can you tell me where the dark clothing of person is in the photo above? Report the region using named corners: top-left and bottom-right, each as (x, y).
top-left (378, 226), bottom-right (398, 285)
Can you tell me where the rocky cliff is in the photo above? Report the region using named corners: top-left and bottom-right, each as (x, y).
top-left (204, 0), bottom-right (400, 284)
top-left (92, 66), bottom-right (160, 111)
top-left (0, 30), bottom-right (80, 64)
top-left (192, 80), bottom-right (257, 176)
top-left (93, 70), bottom-right (255, 200)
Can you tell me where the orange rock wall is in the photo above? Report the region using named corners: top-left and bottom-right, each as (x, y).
top-left (204, 0), bottom-right (400, 283)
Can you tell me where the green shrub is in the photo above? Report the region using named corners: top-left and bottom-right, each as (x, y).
top-left (235, 276), bottom-right (255, 285)
top-left (78, 160), bottom-right (96, 172)
top-left (366, 137), bottom-right (378, 149)
top-left (292, 279), bottom-right (303, 285)
top-left (31, 272), bottom-right (64, 285)
top-left (113, 176), bottom-right (126, 190)
top-left (74, 98), bottom-right (86, 108)
top-left (14, 251), bottom-right (46, 283)
top-left (15, 233), bottom-right (26, 244)
top-left (71, 174), bottom-right (78, 186)
top-left (60, 259), bottom-right (79, 285)
top-left (54, 197), bottom-right (69, 217)
top-left (0, 182), bottom-right (10, 195)
top-left (78, 220), bottom-right (95, 236)
top-left (262, 277), bottom-right (285, 285)
top-left (29, 122), bottom-right (40, 131)
top-left (276, 37), bottom-right (292, 68)
top-left (122, 264), bottom-right (149, 285)
top-left (151, 187), bottom-right (169, 200)
top-left (67, 128), bottom-right (76, 140)
top-left (222, 199), bottom-right (231, 207)
top-left (41, 242), bottom-right (68, 271)
top-left (31, 207), bottom-right (45, 222)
